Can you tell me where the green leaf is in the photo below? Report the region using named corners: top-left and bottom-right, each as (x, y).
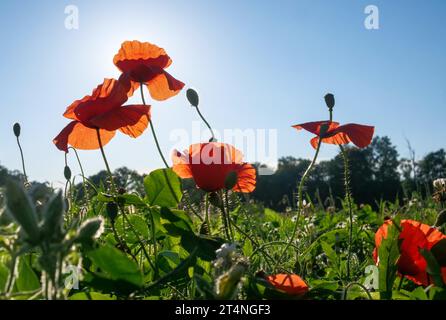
top-left (70, 292), bottom-right (116, 300)
top-left (15, 256), bottom-right (40, 292)
top-left (378, 223), bottom-right (400, 300)
top-left (41, 192), bottom-right (65, 241)
top-left (321, 241), bottom-right (338, 269)
top-left (0, 261), bottom-right (9, 291)
top-left (181, 234), bottom-right (224, 261)
top-left (4, 180), bottom-right (40, 243)
top-left (159, 207), bottom-right (194, 237)
top-left (114, 214), bottom-right (149, 244)
top-left (431, 238), bottom-right (446, 267)
top-left (144, 169), bottom-right (182, 208)
top-left (86, 245), bottom-right (143, 287)
top-left (419, 248), bottom-right (444, 287)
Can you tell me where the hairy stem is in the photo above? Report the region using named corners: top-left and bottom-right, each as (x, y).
top-left (340, 145), bottom-right (354, 279)
top-left (276, 138), bottom-right (323, 268)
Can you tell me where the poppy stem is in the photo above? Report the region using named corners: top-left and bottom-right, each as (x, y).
top-left (95, 128), bottom-right (117, 194)
top-left (340, 145), bottom-right (354, 280)
top-left (15, 136), bottom-right (29, 187)
top-left (68, 147), bottom-right (90, 208)
top-left (275, 137), bottom-right (323, 269)
top-left (194, 105), bottom-right (216, 142)
top-left (139, 84), bottom-right (170, 168)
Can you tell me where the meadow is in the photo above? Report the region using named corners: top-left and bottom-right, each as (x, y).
top-left (0, 40), bottom-right (445, 301)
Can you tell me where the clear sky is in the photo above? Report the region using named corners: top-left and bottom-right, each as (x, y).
top-left (0, 0), bottom-right (445, 187)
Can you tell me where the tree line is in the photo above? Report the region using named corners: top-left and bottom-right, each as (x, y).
top-left (1, 136), bottom-right (445, 212)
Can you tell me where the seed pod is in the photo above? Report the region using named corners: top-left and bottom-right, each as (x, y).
top-left (224, 171), bottom-right (238, 190)
top-left (64, 165), bottom-right (72, 181)
top-left (13, 123), bottom-right (21, 137)
top-left (106, 202), bottom-right (119, 222)
top-left (186, 88), bottom-right (199, 107)
top-left (324, 93), bottom-right (335, 110)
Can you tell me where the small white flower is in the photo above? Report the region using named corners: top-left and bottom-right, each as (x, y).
top-left (433, 178), bottom-right (446, 190)
top-left (216, 243), bottom-right (237, 259)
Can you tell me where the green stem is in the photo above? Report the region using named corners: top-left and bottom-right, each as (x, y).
top-left (68, 147), bottom-right (90, 206)
top-left (340, 145), bottom-right (354, 280)
top-left (140, 84), bottom-right (169, 168)
top-left (276, 137), bottom-right (323, 268)
top-left (16, 136), bottom-right (29, 186)
top-left (224, 190), bottom-right (235, 241)
top-left (95, 128), bottom-right (116, 194)
top-left (205, 193), bottom-right (211, 234)
top-left (194, 106), bottom-right (216, 141)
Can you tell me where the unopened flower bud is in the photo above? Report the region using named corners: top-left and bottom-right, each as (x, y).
top-left (106, 202), bottom-right (119, 222)
top-left (224, 171), bottom-right (238, 190)
top-left (64, 165), bottom-right (72, 181)
top-left (324, 93), bottom-right (335, 110)
top-left (186, 88), bottom-right (199, 107)
top-left (13, 123), bottom-right (21, 138)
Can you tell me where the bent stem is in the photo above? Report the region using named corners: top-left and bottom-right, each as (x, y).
top-left (139, 84), bottom-right (169, 168)
top-left (275, 138), bottom-right (323, 268)
top-left (68, 147), bottom-right (90, 207)
top-left (340, 145), bottom-right (354, 280)
top-left (15, 136), bottom-right (29, 186)
top-left (194, 105), bottom-right (216, 141)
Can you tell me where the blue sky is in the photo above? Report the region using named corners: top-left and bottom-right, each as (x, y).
top-left (0, 0), bottom-right (445, 186)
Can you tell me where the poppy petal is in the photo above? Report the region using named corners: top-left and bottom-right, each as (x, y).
top-left (66, 77), bottom-right (132, 125)
top-left (265, 274), bottom-right (309, 296)
top-left (147, 70), bottom-right (185, 101)
top-left (292, 121), bottom-right (340, 136)
top-left (233, 163), bottom-right (256, 193)
top-left (113, 40), bottom-right (172, 72)
top-left (53, 121), bottom-right (116, 152)
top-left (172, 150), bottom-right (193, 179)
top-left (332, 124), bottom-right (375, 148)
top-left (89, 105), bottom-right (151, 138)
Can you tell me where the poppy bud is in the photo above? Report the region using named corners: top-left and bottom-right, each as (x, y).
top-left (209, 192), bottom-right (223, 208)
top-left (13, 123), bottom-right (21, 137)
top-left (64, 165), bottom-right (72, 181)
top-left (186, 88), bottom-right (199, 107)
top-left (75, 217), bottom-right (104, 244)
top-left (324, 93), bottom-right (335, 110)
top-left (224, 171), bottom-right (238, 190)
top-left (106, 202), bottom-right (119, 223)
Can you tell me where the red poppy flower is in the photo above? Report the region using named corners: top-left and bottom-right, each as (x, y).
top-left (374, 219), bottom-right (446, 286)
top-left (172, 142), bottom-right (256, 193)
top-left (265, 274), bottom-right (309, 296)
top-left (53, 74), bottom-right (151, 152)
top-left (292, 121), bottom-right (374, 149)
top-left (113, 40), bottom-right (185, 101)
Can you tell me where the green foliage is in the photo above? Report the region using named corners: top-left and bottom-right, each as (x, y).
top-left (377, 223), bottom-right (400, 300)
top-left (86, 245), bottom-right (143, 287)
top-left (144, 169), bottom-right (182, 208)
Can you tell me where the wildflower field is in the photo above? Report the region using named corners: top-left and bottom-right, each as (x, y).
top-left (0, 37), bottom-right (445, 303)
